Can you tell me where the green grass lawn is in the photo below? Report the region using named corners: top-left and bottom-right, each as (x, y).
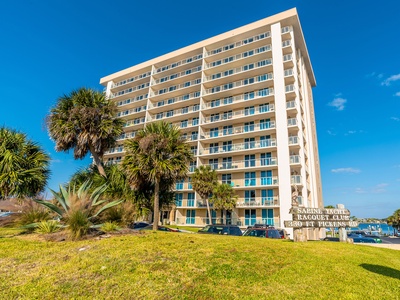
top-left (0, 228), bottom-right (399, 300)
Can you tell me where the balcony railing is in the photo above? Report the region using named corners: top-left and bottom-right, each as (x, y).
top-left (117, 105), bottom-right (146, 117)
top-left (116, 93), bottom-right (148, 107)
top-left (205, 45), bottom-right (272, 69)
top-left (291, 175), bottom-right (302, 185)
top-left (116, 131), bottom-right (137, 141)
top-left (200, 139), bottom-right (277, 155)
top-left (149, 91), bottom-right (200, 109)
top-left (112, 71), bottom-right (151, 88)
top-left (288, 136), bottom-right (299, 145)
top-left (201, 121), bottom-right (275, 139)
top-left (153, 65), bottom-right (202, 85)
top-left (222, 177), bottom-right (279, 188)
top-left (175, 200), bottom-right (196, 208)
top-left (203, 88), bottom-right (274, 109)
top-left (206, 31), bottom-right (270, 57)
top-left (281, 26), bottom-right (292, 34)
top-left (203, 106), bottom-right (274, 124)
top-left (204, 73), bottom-right (273, 95)
top-left (236, 196), bottom-right (279, 207)
top-left (289, 155), bottom-right (300, 164)
top-left (155, 53), bottom-right (203, 74)
top-left (204, 157), bottom-right (277, 171)
top-left (124, 117), bottom-right (146, 128)
top-left (149, 105), bottom-right (199, 121)
top-left (152, 78), bottom-right (201, 96)
top-left (205, 59), bottom-right (272, 82)
top-left (286, 100), bottom-right (296, 109)
top-left (287, 118), bottom-right (297, 126)
top-left (111, 82), bottom-right (150, 98)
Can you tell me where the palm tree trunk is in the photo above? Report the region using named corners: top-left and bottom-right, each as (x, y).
top-left (89, 146), bottom-right (107, 178)
top-left (206, 199), bottom-right (212, 225)
top-left (153, 178), bottom-right (160, 231)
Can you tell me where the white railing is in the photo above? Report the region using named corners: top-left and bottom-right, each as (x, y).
top-left (285, 84), bottom-right (295, 92)
top-left (204, 73), bottom-right (273, 95)
top-left (284, 69), bottom-right (294, 77)
top-left (203, 105), bottom-right (274, 124)
top-left (282, 40), bottom-right (291, 48)
top-left (155, 53), bottom-right (203, 74)
top-left (111, 82), bottom-right (150, 98)
top-left (281, 26), bottom-right (292, 34)
top-left (116, 131), bottom-right (137, 141)
top-left (283, 54), bottom-right (292, 62)
top-left (148, 91), bottom-right (200, 109)
top-left (203, 88), bottom-right (274, 109)
top-left (150, 105), bottom-right (199, 121)
top-left (229, 177), bottom-right (279, 188)
top-left (204, 157), bottom-right (277, 171)
top-left (116, 93), bottom-right (148, 107)
top-left (286, 100), bottom-right (296, 109)
top-left (287, 118), bottom-right (297, 126)
top-left (200, 139), bottom-right (277, 155)
top-left (288, 136), bottom-right (299, 145)
top-left (117, 105), bottom-right (146, 117)
top-left (112, 71), bottom-right (151, 88)
top-left (206, 31), bottom-right (270, 57)
top-left (202, 121), bottom-right (275, 139)
top-left (124, 117), bottom-right (146, 128)
top-left (291, 175), bottom-right (302, 185)
top-left (236, 197), bottom-right (279, 207)
top-left (153, 66), bottom-right (202, 85)
top-left (289, 155), bottom-right (301, 164)
top-left (205, 58), bottom-right (272, 82)
top-left (206, 45), bottom-right (271, 69)
top-left (153, 78), bottom-right (201, 96)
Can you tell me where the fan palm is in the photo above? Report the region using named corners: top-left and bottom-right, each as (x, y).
top-left (210, 183), bottom-right (238, 225)
top-left (123, 121), bottom-right (193, 231)
top-left (0, 127), bottom-right (50, 199)
top-left (191, 165), bottom-right (218, 224)
top-left (46, 87), bottom-right (124, 178)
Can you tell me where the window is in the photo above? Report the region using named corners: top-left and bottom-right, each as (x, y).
top-left (186, 209), bottom-right (196, 225)
top-left (258, 74), bottom-right (270, 82)
top-left (210, 143), bottom-right (219, 154)
top-left (259, 103), bottom-right (270, 113)
top-left (260, 170), bottom-right (272, 185)
top-left (183, 94), bottom-right (190, 100)
top-left (245, 209), bottom-right (256, 226)
top-left (223, 125), bottom-right (233, 136)
top-left (212, 73), bottom-right (221, 80)
top-left (258, 59), bottom-right (272, 67)
top-left (168, 98), bottom-right (175, 104)
top-left (166, 110), bottom-right (174, 117)
top-left (224, 69), bottom-right (233, 76)
top-left (181, 106), bottom-right (189, 114)
top-left (175, 193), bottom-right (183, 206)
top-left (245, 172), bottom-right (256, 186)
top-left (262, 209), bottom-right (274, 225)
top-left (243, 63), bottom-right (254, 71)
top-left (187, 193), bottom-right (195, 207)
top-left (222, 111), bottom-right (232, 120)
top-left (188, 177), bottom-right (192, 190)
top-left (261, 190), bottom-right (274, 206)
top-left (191, 146), bottom-right (197, 155)
top-left (258, 88), bottom-right (270, 97)
top-left (244, 122), bottom-right (255, 133)
top-left (222, 157), bottom-right (232, 170)
top-left (184, 81), bottom-right (191, 87)
top-left (244, 92), bottom-right (255, 100)
top-left (192, 117), bottom-right (199, 126)
top-left (169, 85), bottom-right (177, 92)
top-left (244, 137), bottom-right (255, 149)
top-left (261, 153), bottom-right (272, 166)
top-left (223, 141), bottom-right (232, 152)
top-left (245, 190), bottom-right (256, 203)
top-left (209, 158), bottom-right (218, 170)
top-left (193, 104), bottom-right (200, 111)
top-left (223, 56), bottom-right (233, 63)
top-left (211, 99), bottom-right (220, 107)
top-left (244, 77), bottom-right (255, 85)
top-left (260, 119), bottom-right (271, 130)
top-left (223, 96), bottom-right (233, 105)
top-left (223, 83), bottom-right (233, 90)
top-left (156, 113), bottom-right (164, 119)
top-left (181, 120), bottom-right (188, 128)
top-left (222, 174), bottom-right (232, 184)
top-left (245, 106), bottom-right (255, 116)
top-left (210, 114), bottom-right (220, 122)
top-left (189, 161), bottom-right (197, 172)
top-left (191, 131), bottom-right (198, 140)
top-left (176, 180), bottom-right (184, 190)
top-left (210, 127), bottom-right (219, 138)
top-left (245, 154), bottom-right (255, 168)
top-left (260, 135), bottom-right (271, 147)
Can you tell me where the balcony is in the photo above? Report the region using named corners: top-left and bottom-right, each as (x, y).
top-left (203, 105), bottom-right (275, 125)
top-left (175, 200), bottom-right (196, 208)
top-left (288, 136), bottom-right (299, 145)
top-left (223, 177), bottom-right (279, 188)
top-left (117, 105), bottom-right (146, 118)
top-left (204, 73), bottom-right (273, 96)
top-left (286, 100), bottom-right (296, 109)
top-left (289, 155), bottom-right (301, 164)
top-left (287, 118), bottom-right (297, 126)
top-left (201, 121), bottom-right (275, 139)
top-left (204, 157), bottom-right (277, 171)
top-left (236, 196), bottom-right (279, 207)
top-left (149, 105), bottom-right (200, 122)
top-left (205, 45), bottom-right (272, 70)
top-left (291, 175), bottom-right (302, 185)
top-left (116, 93), bottom-right (148, 107)
top-left (124, 117), bottom-right (146, 128)
top-left (116, 131), bottom-right (137, 141)
top-left (203, 88), bottom-right (274, 110)
top-left (152, 65), bottom-right (202, 86)
top-left (200, 139), bottom-right (277, 155)
top-left (112, 71), bottom-right (152, 89)
top-left (204, 59), bottom-right (272, 83)
top-left (152, 78), bottom-right (201, 97)
top-left (111, 82), bottom-right (150, 99)
top-left (206, 31), bottom-right (270, 57)
top-left (154, 53), bottom-right (203, 75)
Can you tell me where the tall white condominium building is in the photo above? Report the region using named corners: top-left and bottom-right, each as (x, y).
top-left (100, 8), bottom-right (323, 238)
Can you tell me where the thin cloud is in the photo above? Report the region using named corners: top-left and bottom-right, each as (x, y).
top-left (395, 92), bottom-right (400, 97)
top-left (355, 188), bottom-right (366, 194)
top-left (327, 130), bottom-right (336, 136)
top-left (331, 168), bottom-right (361, 174)
top-left (328, 97), bottom-right (347, 111)
top-left (381, 74), bottom-right (400, 86)
top-left (390, 117), bottom-right (400, 121)
top-left (372, 183), bottom-right (388, 194)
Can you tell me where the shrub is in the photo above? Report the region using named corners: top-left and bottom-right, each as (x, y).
top-left (65, 210), bottom-right (90, 240)
top-left (101, 221), bottom-right (120, 232)
top-left (17, 201), bottom-right (51, 231)
top-left (35, 220), bottom-right (60, 234)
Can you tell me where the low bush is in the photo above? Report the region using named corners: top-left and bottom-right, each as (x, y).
top-left (101, 221), bottom-right (120, 232)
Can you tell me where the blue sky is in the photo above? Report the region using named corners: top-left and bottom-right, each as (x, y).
top-left (1, 0), bottom-right (399, 218)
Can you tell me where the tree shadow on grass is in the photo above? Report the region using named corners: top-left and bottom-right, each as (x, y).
top-left (360, 264), bottom-right (400, 280)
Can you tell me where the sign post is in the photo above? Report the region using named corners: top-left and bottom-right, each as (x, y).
top-left (284, 204), bottom-right (358, 242)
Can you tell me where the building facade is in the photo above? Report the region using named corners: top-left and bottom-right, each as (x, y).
top-left (100, 8), bottom-right (323, 237)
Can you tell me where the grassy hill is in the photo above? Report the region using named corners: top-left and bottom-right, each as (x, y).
top-left (0, 228), bottom-right (399, 299)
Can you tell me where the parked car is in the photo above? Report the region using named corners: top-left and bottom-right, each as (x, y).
top-left (139, 225), bottom-right (180, 232)
top-left (322, 237), bottom-right (340, 242)
top-left (347, 233), bottom-right (382, 243)
top-left (277, 228), bottom-right (289, 239)
top-left (130, 222), bottom-right (150, 229)
top-left (198, 225), bottom-right (243, 236)
top-left (243, 227), bottom-right (281, 239)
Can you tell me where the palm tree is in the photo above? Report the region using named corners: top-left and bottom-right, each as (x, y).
top-left (0, 127), bottom-right (50, 199)
top-left (191, 165), bottom-right (218, 225)
top-left (210, 183), bottom-right (238, 224)
top-left (46, 87), bottom-right (124, 178)
top-left (123, 121), bottom-right (193, 231)
top-left (387, 209), bottom-right (400, 231)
